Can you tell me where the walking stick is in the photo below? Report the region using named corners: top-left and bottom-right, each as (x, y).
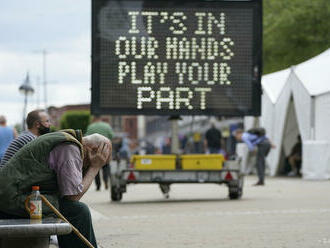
top-left (25, 195), bottom-right (95, 248)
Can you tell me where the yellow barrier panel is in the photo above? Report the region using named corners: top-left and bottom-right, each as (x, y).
top-left (181, 154), bottom-right (224, 170)
top-left (132, 155), bottom-right (177, 170)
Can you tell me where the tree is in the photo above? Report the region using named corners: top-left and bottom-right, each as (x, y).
top-left (263, 0), bottom-right (330, 74)
top-left (60, 110), bottom-right (91, 134)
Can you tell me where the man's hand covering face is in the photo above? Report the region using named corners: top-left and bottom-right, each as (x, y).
top-left (88, 141), bottom-right (111, 169)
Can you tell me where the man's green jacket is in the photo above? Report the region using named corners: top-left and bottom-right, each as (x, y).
top-left (0, 130), bottom-right (83, 217)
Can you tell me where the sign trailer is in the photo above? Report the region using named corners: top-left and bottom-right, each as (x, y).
top-left (92, 0), bottom-right (262, 116)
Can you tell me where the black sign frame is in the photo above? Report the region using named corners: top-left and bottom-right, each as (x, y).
top-left (91, 0), bottom-right (262, 116)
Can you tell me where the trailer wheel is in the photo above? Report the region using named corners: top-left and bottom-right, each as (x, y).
top-left (111, 187), bottom-right (122, 201)
top-left (229, 189), bottom-right (242, 200)
top-left (159, 184), bottom-right (171, 199)
top-left (228, 176), bottom-right (243, 200)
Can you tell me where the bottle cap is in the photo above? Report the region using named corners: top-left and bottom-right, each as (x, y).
top-left (32, 186), bottom-right (40, 191)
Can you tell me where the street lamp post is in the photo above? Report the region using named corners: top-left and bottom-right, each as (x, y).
top-left (19, 73), bottom-right (34, 131)
top-left (32, 49), bottom-right (48, 111)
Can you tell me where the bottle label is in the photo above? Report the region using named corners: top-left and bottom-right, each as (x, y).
top-left (30, 200), bottom-right (42, 218)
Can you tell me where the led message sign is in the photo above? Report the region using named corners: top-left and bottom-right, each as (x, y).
top-left (92, 0), bottom-right (262, 116)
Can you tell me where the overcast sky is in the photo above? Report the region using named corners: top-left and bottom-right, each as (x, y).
top-left (0, 0), bottom-right (91, 125)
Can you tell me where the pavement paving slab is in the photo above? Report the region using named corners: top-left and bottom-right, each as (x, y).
top-left (58, 176), bottom-right (330, 248)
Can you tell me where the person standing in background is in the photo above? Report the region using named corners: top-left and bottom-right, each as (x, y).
top-left (0, 110), bottom-right (50, 167)
top-left (205, 120), bottom-right (222, 154)
top-left (86, 115), bottom-right (114, 190)
top-left (0, 115), bottom-right (18, 163)
top-left (234, 128), bottom-right (272, 186)
top-left (162, 137), bottom-right (171, 154)
top-left (193, 131), bottom-right (202, 153)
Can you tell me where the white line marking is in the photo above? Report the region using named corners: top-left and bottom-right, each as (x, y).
top-left (110, 208), bottom-right (330, 220)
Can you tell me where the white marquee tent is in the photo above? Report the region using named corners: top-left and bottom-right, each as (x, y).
top-left (242, 48), bottom-right (330, 180)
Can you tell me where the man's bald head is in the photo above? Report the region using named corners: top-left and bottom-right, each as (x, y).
top-left (83, 133), bottom-right (112, 161)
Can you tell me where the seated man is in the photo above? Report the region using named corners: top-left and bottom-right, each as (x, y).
top-left (287, 135), bottom-right (302, 176)
top-left (0, 129), bottom-right (111, 248)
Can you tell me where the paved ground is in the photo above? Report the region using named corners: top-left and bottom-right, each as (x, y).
top-left (68, 176), bottom-right (330, 248)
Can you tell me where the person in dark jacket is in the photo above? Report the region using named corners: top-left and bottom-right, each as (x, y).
top-left (205, 120), bottom-right (222, 154)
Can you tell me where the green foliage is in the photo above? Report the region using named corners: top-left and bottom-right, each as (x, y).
top-left (60, 110), bottom-right (91, 134)
top-left (50, 125), bottom-right (59, 133)
top-left (14, 123), bottom-right (22, 134)
top-left (263, 0), bottom-right (330, 74)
